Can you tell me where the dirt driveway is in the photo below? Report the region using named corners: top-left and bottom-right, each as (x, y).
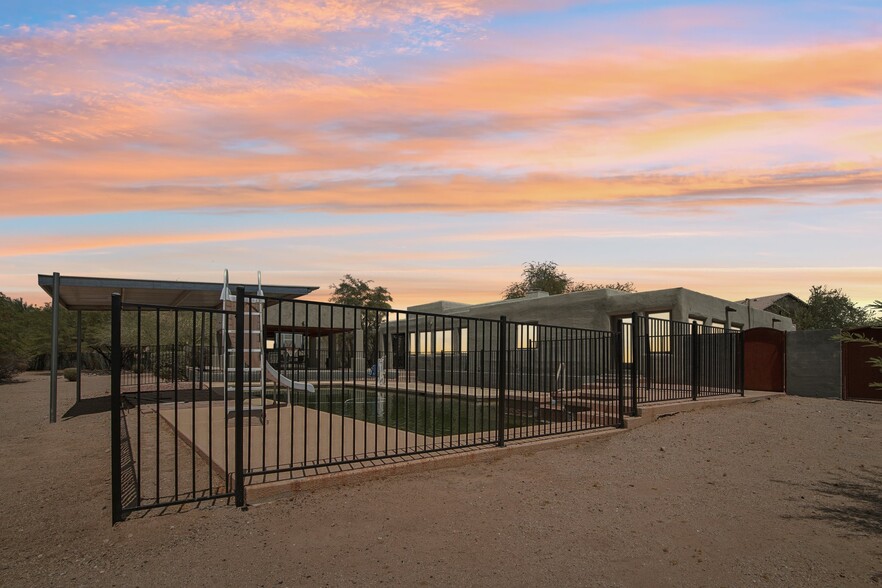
top-left (1, 372), bottom-right (880, 587)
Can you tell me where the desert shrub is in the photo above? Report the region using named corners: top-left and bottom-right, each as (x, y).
top-left (0, 352), bottom-right (26, 384)
top-left (63, 367), bottom-right (78, 382)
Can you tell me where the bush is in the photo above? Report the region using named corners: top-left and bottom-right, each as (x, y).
top-left (63, 367), bottom-right (78, 382)
top-left (0, 352), bottom-right (24, 384)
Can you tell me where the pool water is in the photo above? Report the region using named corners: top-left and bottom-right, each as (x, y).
top-left (276, 386), bottom-right (535, 437)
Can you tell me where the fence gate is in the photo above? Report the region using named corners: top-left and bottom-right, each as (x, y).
top-left (842, 327), bottom-right (882, 401)
top-left (111, 294), bottom-right (244, 522)
top-left (743, 328), bottom-right (785, 392)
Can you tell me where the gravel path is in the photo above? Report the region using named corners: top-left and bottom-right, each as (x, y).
top-left (1, 372), bottom-right (880, 587)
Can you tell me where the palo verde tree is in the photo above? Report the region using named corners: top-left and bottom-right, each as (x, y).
top-left (329, 275), bottom-right (393, 365)
top-left (794, 286), bottom-right (875, 330)
top-left (502, 261), bottom-right (635, 300)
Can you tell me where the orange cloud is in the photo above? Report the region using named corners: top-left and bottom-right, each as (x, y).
top-left (293, 264), bottom-right (882, 309)
top-left (2, 161), bottom-right (880, 217)
top-left (2, 3), bottom-right (881, 218)
top-left (0, 226), bottom-right (389, 257)
top-left (1, 0), bottom-right (482, 54)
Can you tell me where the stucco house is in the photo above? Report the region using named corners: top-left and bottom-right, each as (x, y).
top-left (409, 287), bottom-right (795, 332)
top-left (737, 293), bottom-right (807, 323)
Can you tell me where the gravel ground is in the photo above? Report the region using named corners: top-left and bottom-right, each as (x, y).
top-left (1, 372), bottom-right (880, 587)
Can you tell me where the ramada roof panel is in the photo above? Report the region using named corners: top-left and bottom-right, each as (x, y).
top-left (37, 274), bottom-right (318, 311)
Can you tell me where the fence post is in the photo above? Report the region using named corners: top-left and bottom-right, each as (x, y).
top-left (496, 316), bottom-right (507, 447)
top-left (49, 271), bottom-right (60, 423)
top-left (110, 293), bottom-right (122, 524)
top-left (234, 286), bottom-right (246, 508)
top-left (630, 312), bottom-right (639, 417)
top-left (738, 331), bottom-right (745, 397)
top-left (76, 310), bottom-right (82, 402)
top-left (691, 321), bottom-right (700, 401)
top-left (615, 319), bottom-right (625, 427)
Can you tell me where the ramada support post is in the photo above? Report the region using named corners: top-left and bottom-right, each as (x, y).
top-left (49, 271), bottom-right (60, 423)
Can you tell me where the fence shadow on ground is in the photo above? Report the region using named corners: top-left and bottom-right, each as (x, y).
top-left (777, 465), bottom-right (882, 536)
top-left (62, 395), bottom-right (111, 419)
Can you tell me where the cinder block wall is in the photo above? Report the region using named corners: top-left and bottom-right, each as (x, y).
top-left (785, 329), bottom-right (841, 398)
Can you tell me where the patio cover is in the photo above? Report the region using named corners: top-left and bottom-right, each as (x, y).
top-left (38, 273), bottom-right (319, 423)
top-left (37, 274), bottom-right (317, 311)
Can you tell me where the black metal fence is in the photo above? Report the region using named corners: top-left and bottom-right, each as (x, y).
top-left (620, 313), bottom-right (744, 415)
top-left (111, 291), bottom-right (743, 522)
top-left (111, 298), bottom-right (239, 523)
top-left (237, 295), bottom-right (623, 484)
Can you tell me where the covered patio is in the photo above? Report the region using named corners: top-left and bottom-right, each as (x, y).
top-left (37, 272), bottom-right (318, 422)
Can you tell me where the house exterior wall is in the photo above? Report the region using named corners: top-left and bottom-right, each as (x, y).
top-left (410, 287), bottom-right (795, 332)
top-left (766, 297), bottom-right (805, 320)
top-left (402, 287), bottom-right (782, 390)
top-left (678, 290), bottom-right (794, 330)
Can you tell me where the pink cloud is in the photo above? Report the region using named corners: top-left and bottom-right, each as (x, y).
top-left (1, 3), bottom-right (881, 219)
top-left (1, 0), bottom-right (483, 55)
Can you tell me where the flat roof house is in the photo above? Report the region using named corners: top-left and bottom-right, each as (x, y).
top-left (408, 287), bottom-right (795, 332)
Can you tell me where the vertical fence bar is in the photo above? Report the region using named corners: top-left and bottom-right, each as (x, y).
top-left (135, 308), bottom-right (142, 506)
top-left (191, 310), bottom-right (197, 497)
top-left (49, 272), bottom-right (60, 423)
top-left (234, 287), bottom-right (246, 508)
top-left (207, 311), bottom-right (214, 492)
top-left (496, 316), bottom-right (507, 447)
top-left (644, 317), bottom-right (652, 399)
top-left (739, 331), bottom-right (745, 397)
top-left (110, 293), bottom-right (123, 524)
top-left (691, 321), bottom-right (700, 401)
top-left (615, 319), bottom-right (625, 428)
top-left (173, 311), bottom-right (179, 498)
top-left (155, 310), bottom-right (160, 500)
top-left (630, 312), bottom-right (639, 416)
top-left (76, 310), bottom-right (82, 402)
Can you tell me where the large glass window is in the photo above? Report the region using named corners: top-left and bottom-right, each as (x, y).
top-left (516, 324), bottom-right (538, 349)
top-left (409, 329), bottom-right (455, 354)
top-left (409, 331), bottom-right (430, 355)
top-left (435, 329), bottom-right (453, 353)
top-left (613, 316), bottom-right (633, 363)
top-left (646, 311), bottom-right (671, 353)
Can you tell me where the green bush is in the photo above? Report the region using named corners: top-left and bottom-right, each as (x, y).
top-left (0, 352), bottom-right (23, 384)
top-left (63, 367), bottom-right (78, 382)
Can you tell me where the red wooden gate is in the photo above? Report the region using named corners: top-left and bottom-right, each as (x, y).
top-left (743, 328), bottom-right (786, 392)
top-left (842, 327), bottom-right (882, 401)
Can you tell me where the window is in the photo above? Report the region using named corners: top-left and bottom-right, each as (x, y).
top-left (711, 321), bottom-right (726, 331)
top-left (409, 329), bottom-right (455, 354)
top-left (435, 329), bottom-right (453, 353)
top-left (646, 311), bottom-right (671, 353)
top-left (410, 331), bottom-right (431, 355)
top-left (730, 324), bottom-right (742, 332)
top-left (516, 324), bottom-right (538, 349)
top-left (460, 327), bottom-right (468, 353)
top-left (612, 316), bottom-right (633, 363)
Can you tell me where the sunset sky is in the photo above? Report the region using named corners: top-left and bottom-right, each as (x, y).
top-left (2, 0), bottom-right (880, 308)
